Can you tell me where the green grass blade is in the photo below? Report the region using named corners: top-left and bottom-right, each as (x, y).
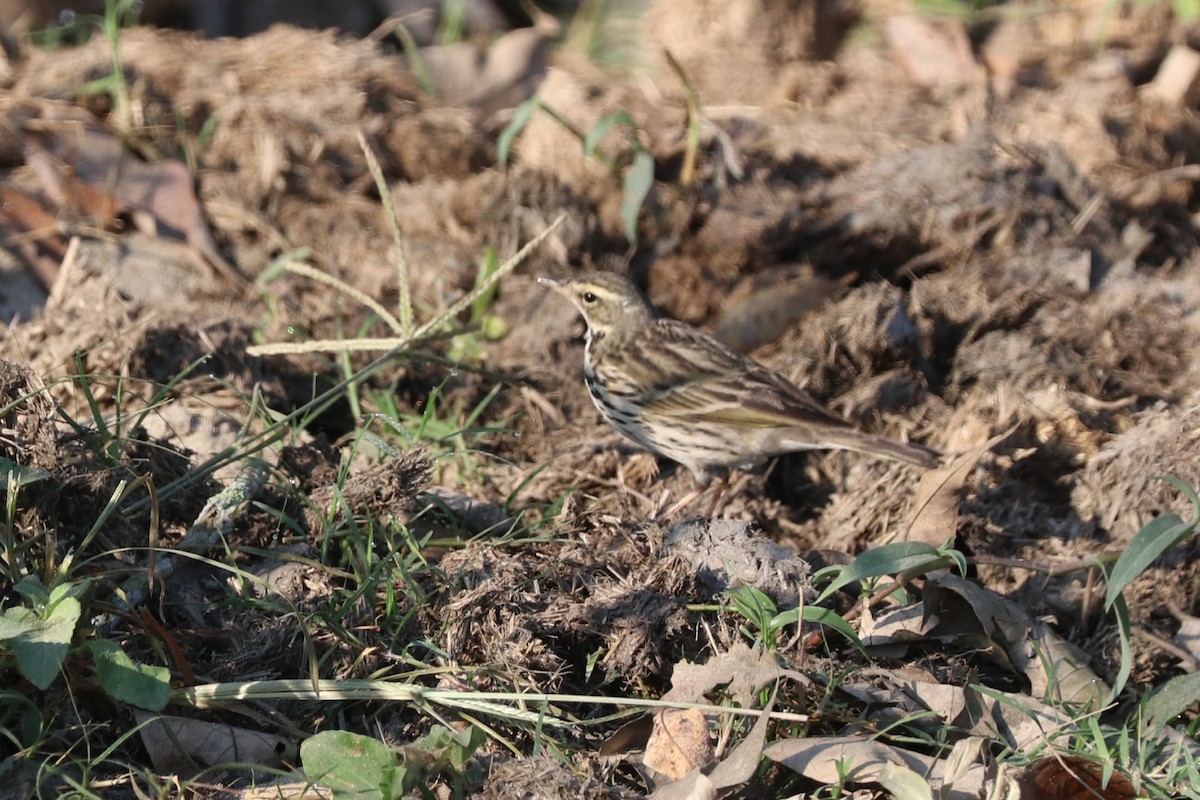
top-left (620, 149), bottom-right (654, 246)
top-left (497, 98), bottom-right (538, 167)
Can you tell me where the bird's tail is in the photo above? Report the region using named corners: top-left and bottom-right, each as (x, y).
top-left (815, 429), bottom-right (942, 469)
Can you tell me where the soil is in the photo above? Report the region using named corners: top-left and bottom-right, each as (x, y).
top-left (1, 0), bottom-right (1199, 797)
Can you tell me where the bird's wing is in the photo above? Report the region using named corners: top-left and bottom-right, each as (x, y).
top-left (633, 320), bottom-right (852, 430)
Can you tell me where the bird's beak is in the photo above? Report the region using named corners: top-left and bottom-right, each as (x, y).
top-left (537, 276), bottom-right (567, 294)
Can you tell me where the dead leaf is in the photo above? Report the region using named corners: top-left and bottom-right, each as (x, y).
top-left (979, 17), bottom-right (1033, 99)
top-left (602, 641), bottom-right (785, 760)
top-left (135, 710), bottom-right (297, 777)
top-left (22, 105), bottom-right (239, 283)
top-left (713, 273), bottom-right (845, 353)
top-left (840, 677), bottom-right (1074, 751)
top-left (599, 715), bottom-right (655, 757)
top-left (701, 688), bottom-right (776, 789)
top-left (763, 733), bottom-right (986, 800)
top-left (644, 708), bottom-right (713, 780)
top-left (884, 15), bottom-right (980, 90)
top-left (661, 640), bottom-right (784, 708)
top-left (904, 428), bottom-right (1010, 546)
top-left (1170, 604), bottom-right (1200, 666)
top-left (0, 186), bottom-right (64, 290)
top-left (418, 26), bottom-right (553, 114)
top-left (924, 572), bottom-right (1108, 708)
top-left (652, 689), bottom-right (778, 800)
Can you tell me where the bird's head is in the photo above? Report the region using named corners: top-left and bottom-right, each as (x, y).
top-left (538, 273), bottom-right (655, 338)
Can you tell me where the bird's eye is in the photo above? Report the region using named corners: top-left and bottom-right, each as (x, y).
top-left (582, 292), bottom-right (598, 304)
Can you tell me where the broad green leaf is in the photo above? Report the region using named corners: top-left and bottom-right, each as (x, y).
top-left (301, 730), bottom-right (396, 800)
top-left (816, 541), bottom-right (951, 603)
top-left (620, 149), bottom-right (654, 246)
top-left (496, 98), bottom-right (538, 167)
top-left (0, 598), bottom-right (80, 690)
top-left (1144, 671), bottom-right (1200, 728)
top-left (767, 608), bottom-right (798, 634)
top-left (47, 583), bottom-right (77, 607)
top-left (1105, 512), bottom-right (1192, 610)
top-left (90, 639), bottom-right (171, 711)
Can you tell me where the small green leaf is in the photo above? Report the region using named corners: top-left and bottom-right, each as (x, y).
top-left (469, 247), bottom-right (500, 321)
top-left (406, 724), bottom-right (486, 775)
top-left (479, 314), bottom-right (510, 340)
top-left (1104, 512), bottom-right (1192, 611)
top-left (11, 578), bottom-right (49, 608)
top-left (620, 149), bottom-right (654, 246)
top-left (497, 98), bottom-right (538, 167)
top-left (302, 730), bottom-right (395, 799)
top-left (90, 639), bottom-right (171, 711)
top-left (816, 541), bottom-right (952, 603)
top-left (47, 582), bottom-right (81, 608)
top-left (0, 460), bottom-right (50, 490)
top-left (726, 585), bottom-right (777, 624)
top-left (1175, 0), bottom-right (1200, 22)
top-left (257, 248), bottom-right (313, 285)
top-left (0, 597), bottom-right (80, 690)
top-left (1159, 475), bottom-right (1200, 525)
top-left (583, 112), bottom-right (635, 157)
top-left (801, 605), bottom-right (865, 654)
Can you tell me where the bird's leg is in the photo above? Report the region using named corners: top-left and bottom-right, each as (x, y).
top-left (657, 484), bottom-right (706, 520)
top-left (703, 473), bottom-right (732, 518)
top-left (655, 473), bottom-right (730, 520)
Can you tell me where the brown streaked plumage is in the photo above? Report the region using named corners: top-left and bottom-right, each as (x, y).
top-left (539, 272), bottom-right (939, 511)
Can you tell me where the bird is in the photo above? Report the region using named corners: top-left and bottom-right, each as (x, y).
top-left (538, 272), bottom-right (940, 516)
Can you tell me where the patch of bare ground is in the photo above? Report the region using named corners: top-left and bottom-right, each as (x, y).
top-left (0, 0), bottom-right (1199, 795)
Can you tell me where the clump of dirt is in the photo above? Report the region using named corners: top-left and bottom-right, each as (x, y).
top-left (1073, 396), bottom-right (1200, 542)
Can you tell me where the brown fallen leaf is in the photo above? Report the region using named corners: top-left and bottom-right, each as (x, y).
top-left (840, 676), bottom-right (1073, 751)
top-left (135, 710), bottom-right (297, 777)
top-left (904, 427), bottom-right (1014, 546)
top-left (884, 14), bottom-right (980, 90)
top-left (22, 104), bottom-right (240, 284)
top-left (1017, 755), bottom-right (1140, 800)
top-left (601, 640), bottom-right (789, 757)
top-left (0, 186), bottom-right (65, 290)
top-left (763, 733), bottom-right (986, 800)
top-left (923, 572), bottom-right (1108, 709)
top-left (644, 708), bottom-right (713, 781)
top-left (661, 640), bottom-right (799, 707)
top-left (418, 25), bottom-right (554, 114)
top-left (651, 689), bottom-right (777, 800)
top-left (713, 272), bottom-right (847, 353)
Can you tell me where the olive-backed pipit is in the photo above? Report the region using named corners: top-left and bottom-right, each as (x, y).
top-left (540, 272), bottom-right (939, 514)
